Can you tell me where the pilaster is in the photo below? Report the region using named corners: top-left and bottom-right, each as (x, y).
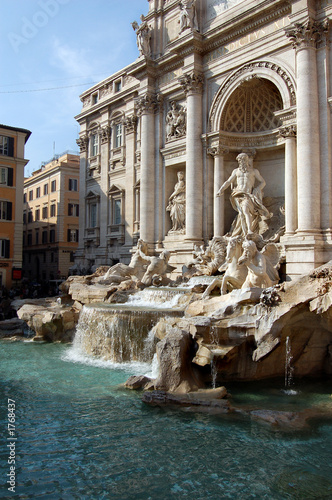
top-left (207, 146), bottom-right (229, 238)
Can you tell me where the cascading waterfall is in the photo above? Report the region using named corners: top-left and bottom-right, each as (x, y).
top-left (285, 336), bottom-right (294, 388)
top-left (210, 357), bottom-right (218, 389)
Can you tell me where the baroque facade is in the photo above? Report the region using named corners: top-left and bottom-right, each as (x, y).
top-left (75, 0), bottom-right (332, 279)
top-left (23, 153), bottom-right (80, 282)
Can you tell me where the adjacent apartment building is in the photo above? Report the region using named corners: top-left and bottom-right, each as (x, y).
top-left (0, 124), bottom-right (31, 289)
top-left (74, 0), bottom-right (332, 280)
top-left (23, 153), bottom-right (80, 282)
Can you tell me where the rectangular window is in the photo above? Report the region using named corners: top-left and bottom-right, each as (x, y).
top-left (67, 229), bottom-right (79, 242)
top-left (68, 203), bottom-right (79, 217)
top-left (27, 233), bottom-right (32, 246)
top-left (36, 187), bottom-right (40, 198)
top-left (115, 124), bottom-right (122, 148)
top-left (29, 190), bottom-right (33, 201)
top-left (42, 231), bottom-right (48, 244)
top-left (91, 134), bottom-right (99, 156)
top-left (115, 80), bottom-right (122, 92)
top-left (92, 93), bottom-right (98, 104)
top-left (23, 212), bottom-right (26, 224)
top-left (0, 201), bottom-right (12, 221)
top-left (35, 209), bottom-right (40, 221)
top-left (113, 199), bottom-right (121, 225)
top-left (51, 180), bottom-right (56, 192)
top-left (0, 239), bottom-right (10, 258)
top-left (50, 204), bottom-right (56, 217)
top-left (23, 193), bottom-right (27, 203)
top-left (69, 178), bottom-right (78, 191)
top-left (90, 203), bottom-right (97, 228)
top-left (0, 167), bottom-right (13, 186)
top-left (42, 206), bottom-right (48, 219)
top-left (49, 229), bottom-right (55, 243)
top-left (44, 183), bottom-right (48, 195)
top-left (28, 211), bottom-right (33, 223)
top-left (0, 136), bottom-right (14, 157)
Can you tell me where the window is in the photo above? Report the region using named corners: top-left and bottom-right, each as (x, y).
top-left (50, 204), bottom-right (56, 217)
top-left (90, 203), bottom-right (97, 228)
top-left (44, 184), bottom-right (48, 195)
top-left (42, 206), bottom-right (48, 219)
top-left (23, 212), bottom-right (26, 224)
top-left (91, 134), bottom-right (99, 156)
top-left (67, 229), bottom-right (79, 242)
top-left (35, 230), bottom-right (39, 245)
top-left (0, 201), bottom-right (12, 221)
top-left (42, 231), bottom-right (48, 244)
top-left (113, 199), bottom-right (121, 225)
top-left (0, 239), bottom-right (10, 258)
top-left (23, 193), bottom-right (27, 203)
top-left (92, 93), bottom-right (98, 104)
top-left (0, 136), bottom-right (14, 157)
top-left (49, 229), bottom-right (55, 243)
top-left (0, 167), bottom-right (13, 186)
top-left (68, 203), bottom-right (79, 217)
top-left (35, 209), bottom-right (40, 221)
top-left (51, 180), bottom-right (56, 192)
top-left (27, 233), bottom-right (32, 246)
top-left (115, 124), bottom-right (122, 148)
top-left (29, 190), bottom-right (33, 201)
top-left (69, 178), bottom-right (78, 191)
top-left (28, 211), bottom-right (33, 223)
top-left (115, 80), bottom-right (122, 92)
top-left (36, 187), bottom-right (40, 198)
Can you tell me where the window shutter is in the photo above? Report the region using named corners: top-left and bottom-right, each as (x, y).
top-left (7, 168), bottom-right (13, 186)
top-left (67, 229), bottom-right (71, 242)
top-left (8, 138), bottom-right (14, 157)
top-left (7, 202), bottom-right (12, 221)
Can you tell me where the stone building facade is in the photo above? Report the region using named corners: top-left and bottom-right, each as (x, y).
top-left (0, 124), bottom-right (31, 289)
top-left (23, 153), bottom-right (80, 282)
top-left (75, 0), bottom-right (332, 279)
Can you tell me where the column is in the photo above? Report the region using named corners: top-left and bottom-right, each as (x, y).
top-left (136, 93), bottom-right (157, 245)
top-left (75, 134), bottom-right (88, 265)
top-left (286, 21), bottom-right (325, 234)
top-left (180, 71), bottom-right (204, 242)
top-left (124, 115), bottom-right (137, 246)
top-left (279, 126), bottom-right (297, 234)
top-left (99, 125), bottom-right (110, 254)
top-left (208, 146), bottom-right (228, 237)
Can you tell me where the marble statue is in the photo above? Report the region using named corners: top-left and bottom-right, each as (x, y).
top-left (132, 15), bottom-right (151, 57)
top-left (217, 153), bottom-right (271, 237)
top-left (166, 101), bottom-right (186, 140)
top-left (166, 171), bottom-right (186, 234)
top-left (238, 239), bottom-right (280, 289)
top-left (140, 250), bottom-right (172, 286)
top-left (179, 0), bottom-right (198, 32)
top-left (102, 239), bottom-right (148, 283)
top-left (195, 237), bottom-right (227, 276)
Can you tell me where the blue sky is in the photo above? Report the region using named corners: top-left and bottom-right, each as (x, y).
top-left (0, 0), bottom-right (148, 176)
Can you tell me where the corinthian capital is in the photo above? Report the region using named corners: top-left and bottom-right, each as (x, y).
top-left (76, 135), bottom-right (88, 153)
top-left (285, 19), bottom-right (329, 50)
top-left (179, 71), bottom-right (204, 95)
top-left (124, 115), bottom-right (138, 134)
top-left (279, 125), bottom-right (297, 138)
top-left (135, 93), bottom-right (162, 115)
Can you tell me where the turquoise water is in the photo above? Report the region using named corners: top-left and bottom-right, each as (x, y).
top-left (1, 340), bottom-right (332, 499)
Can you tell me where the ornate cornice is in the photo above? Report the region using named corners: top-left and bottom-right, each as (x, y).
top-left (285, 19), bottom-right (330, 51)
top-left (179, 71), bottom-right (204, 95)
top-left (279, 125), bottom-right (297, 138)
top-left (135, 92), bottom-right (162, 115)
top-left (76, 135), bottom-right (88, 153)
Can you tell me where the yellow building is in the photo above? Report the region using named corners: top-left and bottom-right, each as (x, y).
top-left (23, 152), bottom-right (80, 282)
top-left (0, 124), bottom-right (31, 289)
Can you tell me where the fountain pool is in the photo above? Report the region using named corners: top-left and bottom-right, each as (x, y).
top-left (1, 339), bottom-right (332, 499)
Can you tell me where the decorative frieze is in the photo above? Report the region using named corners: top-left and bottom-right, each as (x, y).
top-left (285, 19), bottom-right (330, 51)
top-left (179, 71), bottom-right (204, 95)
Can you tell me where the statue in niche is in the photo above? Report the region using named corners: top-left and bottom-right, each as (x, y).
top-left (179, 0), bottom-right (199, 32)
top-left (217, 152), bottom-right (272, 237)
top-left (132, 15), bottom-right (151, 57)
top-left (166, 101), bottom-right (186, 140)
top-left (166, 171), bottom-right (186, 234)
top-left (101, 239), bottom-right (149, 283)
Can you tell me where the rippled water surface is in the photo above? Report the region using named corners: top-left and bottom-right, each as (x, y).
top-left (1, 340), bottom-right (332, 499)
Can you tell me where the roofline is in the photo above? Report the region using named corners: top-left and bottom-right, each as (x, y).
top-left (0, 124), bottom-right (32, 143)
